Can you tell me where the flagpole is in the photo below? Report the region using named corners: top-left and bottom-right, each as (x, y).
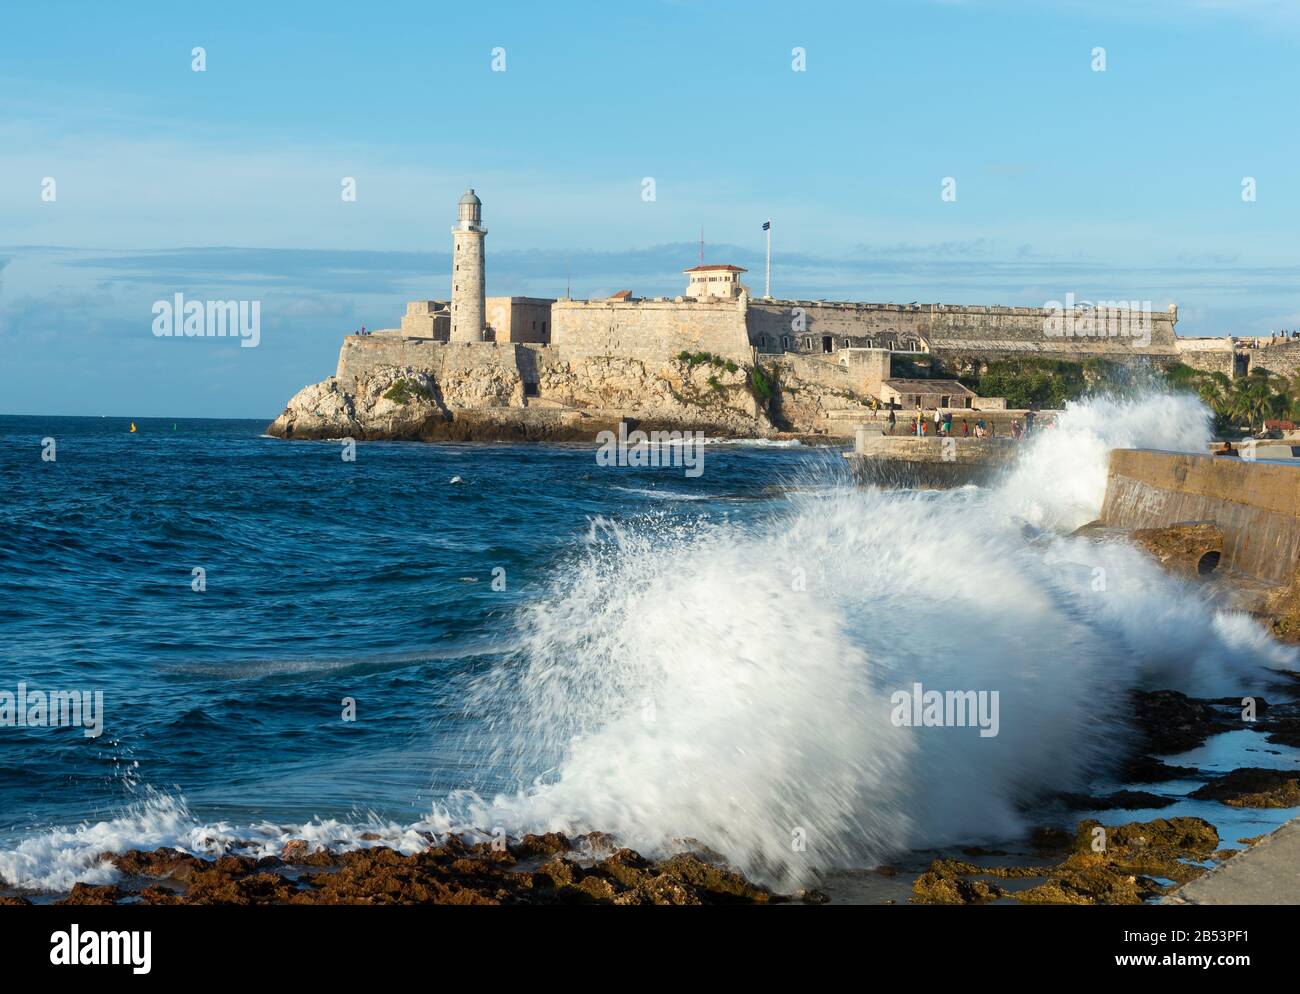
top-left (764, 219), bottom-right (772, 298)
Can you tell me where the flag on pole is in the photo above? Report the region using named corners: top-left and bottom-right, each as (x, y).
top-left (761, 220), bottom-right (771, 230)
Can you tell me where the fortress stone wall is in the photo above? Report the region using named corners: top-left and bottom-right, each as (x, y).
top-left (550, 297), bottom-right (751, 359)
top-left (336, 335), bottom-right (534, 390)
top-left (747, 299), bottom-right (1180, 365)
top-left (1249, 341), bottom-right (1300, 380)
top-left (1175, 338), bottom-right (1240, 377)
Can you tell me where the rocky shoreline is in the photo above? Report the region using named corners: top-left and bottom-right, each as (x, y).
top-left (3, 686), bottom-right (1296, 907)
top-left (264, 354), bottom-right (867, 444)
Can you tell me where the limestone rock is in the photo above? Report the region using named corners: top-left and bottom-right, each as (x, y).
top-left (1130, 522), bottom-right (1225, 578)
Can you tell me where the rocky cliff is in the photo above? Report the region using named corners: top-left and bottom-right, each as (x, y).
top-left (266, 344), bottom-right (868, 442)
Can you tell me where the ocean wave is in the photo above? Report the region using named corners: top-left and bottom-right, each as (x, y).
top-left (428, 391), bottom-right (1295, 887)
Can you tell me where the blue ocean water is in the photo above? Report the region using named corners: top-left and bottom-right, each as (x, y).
top-left (0, 415), bottom-right (822, 849)
top-left (3, 401), bottom-right (1298, 895)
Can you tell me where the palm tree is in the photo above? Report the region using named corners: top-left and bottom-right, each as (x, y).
top-left (1228, 371), bottom-right (1285, 433)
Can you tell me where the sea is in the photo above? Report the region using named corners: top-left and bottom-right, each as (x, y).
top-left (1, 395), bottom-right (1298, 896)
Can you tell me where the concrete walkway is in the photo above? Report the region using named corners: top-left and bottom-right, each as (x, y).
top-left (1165, 817), bottom-right (1300, 904)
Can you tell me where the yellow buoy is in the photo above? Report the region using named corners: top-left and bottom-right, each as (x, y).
top-left (129, 422), bottom-right (137, 433)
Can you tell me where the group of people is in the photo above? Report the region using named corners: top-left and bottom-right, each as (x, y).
top-left (876, 404), bottom-right (1040, 440)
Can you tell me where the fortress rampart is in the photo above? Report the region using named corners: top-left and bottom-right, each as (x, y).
top-left (550, 296), bottom-right (751, 359)
top-left (1249, 341), bottom-right (1300, 379)
top-left (748, 299), bottom-right (1180, 364)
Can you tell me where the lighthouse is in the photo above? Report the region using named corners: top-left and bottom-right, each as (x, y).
top-left (450, 189), bottom-right (487, 343)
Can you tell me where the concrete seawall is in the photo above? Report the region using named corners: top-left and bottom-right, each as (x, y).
top-left (845, 434), bottom-right (1019, 488)
top-left (1165, 816), bottom-right (1300, 905)
top-left (1099, 449), bottom-right (1300, 585)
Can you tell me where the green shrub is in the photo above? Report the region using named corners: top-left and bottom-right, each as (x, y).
top-left (382, 378), bottom-right (431, 405)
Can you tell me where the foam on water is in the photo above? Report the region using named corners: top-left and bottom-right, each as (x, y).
top-left (0, 791), bottom-right (441, 893)
top-left (434, 390), bottom-right (1296, 885)
top-left (4, 391), bottom-right (1296, 893)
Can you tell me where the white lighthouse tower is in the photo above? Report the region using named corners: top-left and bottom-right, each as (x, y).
top-left (450, 189), bottom-right (487, 343)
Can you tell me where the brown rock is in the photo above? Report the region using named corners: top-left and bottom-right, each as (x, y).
top-left (1130, 523), bottom-right (1224, 579)
top-left (55, 883), bottom-right (125, 906)
top-left (911, 868), bottom-right (1005, 905)
top-left (108, 847), bottom-right (204, 880)
top-left (1189, 768), bottom-right (1300, 808)
top-left (513, 832), bottom-right (571, 859)
top-left (657, 853), bottom-right (772, 903)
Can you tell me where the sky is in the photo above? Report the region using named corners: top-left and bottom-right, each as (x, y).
top-left (2, 0), bottom-right (1299, 417)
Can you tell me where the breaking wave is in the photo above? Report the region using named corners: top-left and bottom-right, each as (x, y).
top-left (5, 391), bottom-right (1296, 893)
top-left (437, 391), bottom-right (1295, 885)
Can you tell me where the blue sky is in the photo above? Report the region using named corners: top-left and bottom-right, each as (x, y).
top-left (2, 0), bottom-right (1299, 417)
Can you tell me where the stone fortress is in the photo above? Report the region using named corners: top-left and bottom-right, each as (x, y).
top-left (267, 189), bottom-right (1260, 442)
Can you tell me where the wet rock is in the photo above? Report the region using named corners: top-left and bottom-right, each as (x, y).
top-left (1029, 826), bottom-right (1073, 852)
top-left (595, 848), bottom-right (654, 891)
top-left (656, 853), bottom-right (771, 903)
top-left (55, 883), bottom-right (125, 906)
top-left (1130, 523), bottom-right (1224, 579)
top-left (1119, 755), bottom-right (1200, 784)
top-left (1070, 816), bottom-right (1216, 885)
top-left (911, 866), bottom-right (1006, 905)
top-left (575, 831), bottom-right (617, 856)
top-left (513, 832), bottom-right (571, 859)
top-left (623, 874), bottom-right (704, 906)
top-left (23, 836), bottom-right (782, 907)
top-left (107, 847), bottom-right (204, 881)
top-left (281, 839), bottom-right (311, 862)
top-left (1073, 816), bottom-right (1219, 859)
top-left (796, 888), bottom-right (831, 904)
top-left (0, 895), bottom-right (33, 906)
top-left (1132, 690), bottom-right (1226, 754)
top-left (279, 840), bottom-right (336, 866)
top-left (914, 817), bottom-right (1222, 905)
top-left (186, 869), bottom-right (299, 905)
top-left (1057, 790), bottom-right (1177, 811)
top-left (533, 857), bottom-right (580, 889)
top-left (139, 885), bottom-right (184, 905)
top-left (1014, 857), bottom-right (1156, 906)
top-left (1189, 768), bottom-right (1300, 808)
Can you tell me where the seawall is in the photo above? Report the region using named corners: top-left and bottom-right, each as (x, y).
top-left (1165, 816), bottom-right (1300, 905)
top-left (845, 434), bottom-right (1019, 488)
top-left (1098, 449), bottom-right (1300, 585)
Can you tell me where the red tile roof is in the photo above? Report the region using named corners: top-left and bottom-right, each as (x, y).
top-left (683, 264), bottom-right (747, 273)
top-left (609, 289), bottom-right (633, 299)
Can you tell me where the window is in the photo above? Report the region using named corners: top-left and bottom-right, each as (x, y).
top-left (843, 338), bottom-right (850, 348)
top-left (782, 336), bottom-right (790, 349)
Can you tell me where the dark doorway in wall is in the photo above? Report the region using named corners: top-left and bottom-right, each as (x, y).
top-left (523, 382), bottom-right (539, 398)
top-left (822, 336), bottom-right (833, 353)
